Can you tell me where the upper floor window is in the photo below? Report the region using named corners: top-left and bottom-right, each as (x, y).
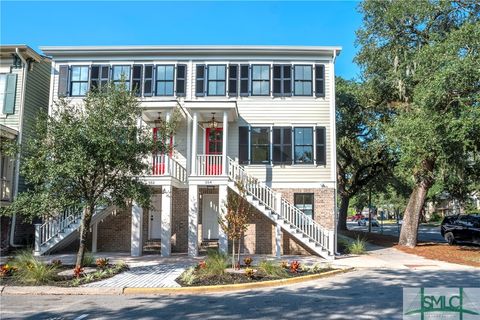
top-left (294, 65), bottom-right (312, 96)
top-left (90, 65), bottom-right (110, 92)
top-left (294, 127), bottom-right (313, 164)
top-left (155, 65), bottom-right (174, 96)
top-left (251, 127), bottom-right (270, 164)
top-left (112, 65), bottom-right (131, 90)
top-left (70, 66), bottom-right (89, 96)
top-left (207, 65), bottom-right (226, 96)
top-left (273, 65), bottom-right (292, 97)
top-left (272, 127), bottom-right (292, 164)
top-left (251, 65), bottom-right (270, 96)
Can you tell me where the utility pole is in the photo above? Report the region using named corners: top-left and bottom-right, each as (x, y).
top-left (368, 188), bottom-right (372, 233)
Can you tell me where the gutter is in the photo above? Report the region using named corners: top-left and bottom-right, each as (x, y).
top-left (9, 48), bottom-right (29, 248)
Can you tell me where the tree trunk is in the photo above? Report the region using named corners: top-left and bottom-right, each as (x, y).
top-left (231, 238), bottom-right (235, 269)
top-left (398, 181), bottom-right (431, 247)
top-left (75, 204), bottom-right (94, 267)
top-left (337, 195), bottom-right (350, 231)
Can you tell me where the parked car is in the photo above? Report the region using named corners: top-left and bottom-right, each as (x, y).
top-left (358, 217), bottom-right (379, 227)
top-left (440, 214), bottom-right (480, 245)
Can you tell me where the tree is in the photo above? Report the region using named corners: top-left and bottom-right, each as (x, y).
top-left (356, 0), bottom-right (480, 246)
top-left (336, 77), bottom-right (394, 230)
top-left (1, 82), bottom-right (178, 267)
top-left (219, 180), bottom-right (254, 269)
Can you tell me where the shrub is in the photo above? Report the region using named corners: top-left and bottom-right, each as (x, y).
top-left (82, 251), bottom-right (95, 266)
top-left (200, 250), bottom-right (228, 276)
top-left (244, 267), bottom-right (255, 278)
top-left (50, 259), bottom-right (63, 267)
top-left (73, 266), bottom-right (84, 278)
top-left (259, 260), bottom-right (288, 278)
top-left (0, 264), bottom-right (16, 277)
top-left (290, 261), bottom-right (301, 273)
top-left (429, 212), bottom-right (443, 222)
top-left (180, 267), bottom-right (197, 285)
top-left (243, 257), bottom-right (253, 267)
top-left (11, 250), bottom-right (57, 285)
top-left (347, 237), bottom-right (367, 255)
top-left (197, 260), bottom-right (207, 270)
top-left (95, 258), bottom-right (109, 269)
top-left (280, 261), bottom-right (288, 269)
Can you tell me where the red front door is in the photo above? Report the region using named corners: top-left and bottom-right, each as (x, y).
top-left (205, 128), bottom-right (222, 175)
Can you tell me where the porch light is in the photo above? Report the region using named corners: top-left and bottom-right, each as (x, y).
top-left (209, 113), bottom-right (218, 129)
top-left (154, 113), bottom-right (163, 128)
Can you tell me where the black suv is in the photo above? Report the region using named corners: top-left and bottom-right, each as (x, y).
top-left (440, 214), bottom-right (480, 245)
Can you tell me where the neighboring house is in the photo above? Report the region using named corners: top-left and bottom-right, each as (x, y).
top-left (0, 45), bottom-right (51, 251)
top-left (38, 45), bottom-right (341, 259)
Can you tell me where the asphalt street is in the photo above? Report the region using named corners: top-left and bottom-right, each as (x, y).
top-left (347, 222), bottom-right (445, 243)
top-left (1, 267), bottom-right (478, 320)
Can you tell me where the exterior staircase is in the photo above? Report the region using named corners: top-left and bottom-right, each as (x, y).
top-left (34, 205), bottom-right (117, 256)
top-left (227, 157), bottom-right (335, 260)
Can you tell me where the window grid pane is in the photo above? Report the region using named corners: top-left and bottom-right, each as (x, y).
top-left (70, 66), bottom-right (89, 96)
top-left (155, 65), bottom-right (175, 96)
top-left (207, 65), bottom-right (226, 96)
top-left (251, 127), bottom-right (270, 164)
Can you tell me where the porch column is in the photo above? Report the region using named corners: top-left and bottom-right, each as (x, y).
top-left (188, 184), bottom-right (199, 257)
top-left (222, 111), bottom-right (228, 175)
top-left (33, 223), bottom-right (41, 256)
top-left (191, 112), bottom-right (198, 175)
top-left (161, 186), bottom-right (172, 257)
top-left (275, 223), bottom-right (282, 258)
top-left (165, 112), bottom-right (172, 175)
top-left (92, 222), bottom-right (98, 253)
top-left (131, 201), bottom-right (143, 257)
top-left (186, 117), bottom-right (192, 175)
top-left (218, 184), bottom-right (228, 254)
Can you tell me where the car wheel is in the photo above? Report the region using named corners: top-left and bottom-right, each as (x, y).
top-left (444, 232), bottom-right (456, 245)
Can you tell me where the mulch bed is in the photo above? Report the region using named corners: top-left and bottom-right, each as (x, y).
top-left (340, 229), bottom-right (480, 268)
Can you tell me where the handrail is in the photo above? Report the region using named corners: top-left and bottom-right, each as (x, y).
top-left (196, 154), bottom-right (223, 176)
top-left (151, 153), bottom-right (187, 182)
top-left (227, 156), bottom-right (332, 254)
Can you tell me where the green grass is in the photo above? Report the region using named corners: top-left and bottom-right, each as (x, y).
top-left (200, 249), bottom-right (228, 276)
top-left (11, 250), bottom-right (58, 285)
top-left (82, 251), bottom-right (96, 266)
top-left (347, 237), bottom-right (367, 255)
top-left (258, 260), bottom-right (288, 278)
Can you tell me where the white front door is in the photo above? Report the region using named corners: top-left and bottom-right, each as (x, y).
top-left (149, 194), bottom-right (162, 239)
top-left (202, 194), bottom-right (219, 240)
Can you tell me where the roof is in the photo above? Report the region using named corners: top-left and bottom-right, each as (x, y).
top-left (39, 45), bottom-right (342, 59)
top-left (0, 45), bottom-right (50, 63)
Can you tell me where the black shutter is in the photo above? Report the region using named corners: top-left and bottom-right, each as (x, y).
top-left (90, 66), bottom-right (100, 90)
top-left (316, 126), bottom-right (326, 165)
top-left (132, 65), bottom-right (143, 96)
top-left (284, 65), bottom-right (292, 96)
top-left (273, 127), bottom-right (292, 164)
top-left (315, 64), bottom-right (325, 97)
top-left (195, 65), bottom-right (205, 97)
top-left (143, 65), bottom-right (154, 96)
top-left (58, 65), bottom-right (69, 97)
top-left (239, 126), bottom-right (249, 164)
top-left (239, 64), bottom-right (249, 96)
top-left (228, 64), bottom-right (238, 97)
top-left (176, 64), bottom-right (186, 97)
top-left (273, 65), bottom-right (282, 96)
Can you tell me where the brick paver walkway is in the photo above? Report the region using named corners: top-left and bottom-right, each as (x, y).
top-left (83, 263), bottom-right (190, 288)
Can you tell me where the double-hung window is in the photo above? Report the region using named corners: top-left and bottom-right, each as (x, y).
top-left (112, 65), bottom-right (131, 90)
top-left (155, 65), bottom-right (174, 96)
top-left (90, 65), bottom-right (110, 92)
top-left (207, 65), bottom-right (226, 96)
top-left (294, 65), bottom-right (312, 96)
top-left (273, 65), bottom-right (292, 96)
top-left (294, 127), bottom-right (313, 164)
top-left (70, 66), bottom-right (89, 96)
top-left (272, 127), bottom-right (292, 164)
top-left (251, 65), bottom-right (270, 96)
top-left (250, 127), bottom-right (270, 164)
top-left (294, 193), bottom-right (314, 220)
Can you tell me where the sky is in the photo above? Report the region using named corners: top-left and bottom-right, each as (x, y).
top-left (1, 1), bottom-right (363, 79)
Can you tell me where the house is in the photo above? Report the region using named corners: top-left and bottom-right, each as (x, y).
top-left (0, 45), bottom-right (51, 251)
top-left (37, 45), bottom-right (341, 259)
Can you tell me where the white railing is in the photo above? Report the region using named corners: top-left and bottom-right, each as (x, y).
top-left (227, 157), bottom-right (332, 255)
top-left (195, 154), bottom-right (223, 176)
top-left (39, 206), bottom-right (82, 246)
top-left (151, 154), bottom-right (187, 182)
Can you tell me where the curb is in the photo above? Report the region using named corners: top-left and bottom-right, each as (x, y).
top-left (1, 286), bottom-right (123, 295)
top-left (123, 267), bottom-right (354, 295)
top-left (0, 268), bottom-right (354, 296)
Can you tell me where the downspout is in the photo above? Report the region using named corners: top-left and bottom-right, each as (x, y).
top-left (9, 48), bottom-right (29, 247)
top-left (331, 49), bottom-right (339, 256)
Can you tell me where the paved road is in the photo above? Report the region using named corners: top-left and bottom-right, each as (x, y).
top-left (347, 222), bottom-right (445, 243)
top-left (2, 267), bottom-right (478, 320)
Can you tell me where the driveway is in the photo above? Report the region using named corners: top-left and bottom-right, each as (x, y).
top-left (1, 267), bottom-right (478, 320)
top-left (347, 221), bottom-right (445, 243)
